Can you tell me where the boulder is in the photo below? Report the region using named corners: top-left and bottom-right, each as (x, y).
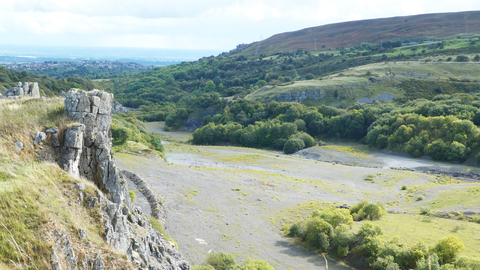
top-left (14, 141), bottom-right (23, 152)
top-left (34, 131), bottom-right (47, 144)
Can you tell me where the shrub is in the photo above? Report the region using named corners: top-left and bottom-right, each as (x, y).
top-left (474, 55), bottom-right (480, 61)
top-left (416, 253), bottom-right (440, 270)
top-left (240, 259), bottom-right (275, 270)
top-left (283, 138), bottom-right (305, 154)
top-left (314, 206), bottom-right (354, 228)
top-left (129, 190), bottom-right (136, 201)
top-left (305, 73), bottom-right (315, 80)
top-left (417, 195), bottom-right (425, 201)
top-left (419, 207), bottom-right (432, 216)
top-left (288, 222), bottom-right (306, 238)
top-left (435, 235), bottom-right (465, 263)
top-left (305, 217), bottom-right (333, 251)
top-left (290, 132), bottom-right (316, 148)
top-left (455, 55), bottom-right (469, 62)
top-left (205, 252), bottom-right (236, 270)
top-left (401, 185), bottom-right (407, 190)
top-left (350, 200), bottom-right (386, 221)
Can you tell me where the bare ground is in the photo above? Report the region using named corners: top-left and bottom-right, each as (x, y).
top-left (115, 123), bottom-right (480, 269)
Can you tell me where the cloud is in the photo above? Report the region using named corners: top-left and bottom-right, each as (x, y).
top-left (0, 0), bottom-right (480, 49)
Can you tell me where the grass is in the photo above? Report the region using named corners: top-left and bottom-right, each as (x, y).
top-left (247, 58), bottom-right (480, 107)
top-left (0, 97), bottom-right (132, 269)
top-left (427, 186), bottom-right (480, 211)
top-left (0, 98), bottom-right (71, 161)
top-left (322, 145), bottom-right (372, 159)
top-left (147, 217), bottom-right (178, 248)
top-left (364, 213), bottom-right (480, 258)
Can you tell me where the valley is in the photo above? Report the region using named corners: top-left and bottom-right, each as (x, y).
top-left (115, 122), bottom-right (480, 269)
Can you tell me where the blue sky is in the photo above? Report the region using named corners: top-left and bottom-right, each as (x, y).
top-left (0, 0), bottom-right (479, 50)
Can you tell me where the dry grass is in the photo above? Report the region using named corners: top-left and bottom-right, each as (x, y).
top-left (0, 97), bottom-right (133, 269)
top-left (0, 97), bottom-right (71, 161)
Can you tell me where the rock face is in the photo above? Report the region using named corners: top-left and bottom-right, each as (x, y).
top-left (3, 82), bottom-right (41, 98)
top-left (55, 89), bottom-right (191, 270)
top-left (61, 89), bottom-right (129, 206)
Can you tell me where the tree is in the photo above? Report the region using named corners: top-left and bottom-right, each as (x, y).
top-left (283, 139), bottom-right (304, 154)
top-left (434, 235), bottom-right (465, 263)
top-left (204, 80), bottom-right (216, 92)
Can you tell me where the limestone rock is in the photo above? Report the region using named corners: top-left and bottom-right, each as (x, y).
top-left (73, 182), bottom-right (86, 191)
top-left (62, 89), bottom-right (128, 206)
top-left (14, 141), bottom-right (23, 152)
top-left (3, 82), bottom-right (40, 98)
top-left (46, 127), bottom-right (59, 134)
top-left (34, 131), bottom-right (47, 144)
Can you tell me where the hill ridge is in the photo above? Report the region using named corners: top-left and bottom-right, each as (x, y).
top-left (238, 10), bottom-right (480, 56)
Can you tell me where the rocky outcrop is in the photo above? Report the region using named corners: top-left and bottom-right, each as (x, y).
top-left (2, 82), bottom-right (41, 98)
top-left (49, 182), bottom-right (191, 270)
top-left (55, 89), bottom-right (191, 270)
top-left (61, 89), bottom-right (129, 206)
top-left (111, 100), bottom-right (130, 114)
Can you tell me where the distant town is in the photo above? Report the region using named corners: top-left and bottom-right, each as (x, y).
top-left (2, 60), bottom-right (153, 72)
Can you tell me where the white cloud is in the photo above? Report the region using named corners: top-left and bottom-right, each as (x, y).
top-left (0, 0), bottom-right (479, 49)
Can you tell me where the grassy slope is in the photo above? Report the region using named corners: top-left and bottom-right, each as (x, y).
top-left (238, 10), bottom-right (480, 56)
top-left (0, 98), bottom-right (132, 269)
top-left (247, 59), bottom-right (480, 106)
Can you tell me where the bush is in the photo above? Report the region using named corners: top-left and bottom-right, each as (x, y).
top-left (305, 73), bottom-right (315, 80)
top-left (288, 222), bottom-right (306, 238)
top-left (401, 185), bottom-right (407, 190)
top-left (283, 138), bottom-right (305, 154)
top-left (419, 207), bottom-right (432, 216)
top-left (240, 259), bottom-right (275, 270)
top-left (350, 200), bottom-right (386, 221)
top-left (290, 132), bottom-right (316, 148)
top-left (205, 252), bottom-right (236, 270)
top-left (435, 235), bottom-right (465, 263)
top-left (129, 190), bottom-right (136, 201)
top-left (455, 55), bottom-right (469, 62)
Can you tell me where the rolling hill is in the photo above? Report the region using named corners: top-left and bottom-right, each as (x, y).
top-left (237, 10), bottom-right (480, 56)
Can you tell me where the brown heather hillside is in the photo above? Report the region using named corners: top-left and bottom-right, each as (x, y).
top-left (238, 10), bottom-right (480, 56)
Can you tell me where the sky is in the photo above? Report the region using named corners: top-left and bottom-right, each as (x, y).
top-left (0, 0), bottom-right (479, 51)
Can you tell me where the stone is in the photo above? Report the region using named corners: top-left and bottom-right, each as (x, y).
top-left (34, 131), bottom-right (47, 144)
top-left (46, 127), bottom-right (59, 134)
top-left (62, 90), bottom-right (129, 207)
top-left (73, 182), bottom-right (86, 191)
top-left (14, 141), bottom-right (23, 152)
top-left (3, 82), bottom-right (40, 98)
top-left (78, 229), bottom-right (86, 241)
top-left (52, 134), bottom-right (61, 147)
top-left (93, 254), bottom-right (104, 270)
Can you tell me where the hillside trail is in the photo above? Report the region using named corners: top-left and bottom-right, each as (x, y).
top-left (115, 122), bottom-right (480, 269)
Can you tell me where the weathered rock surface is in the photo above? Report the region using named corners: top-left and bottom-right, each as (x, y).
top-left (53, 89), bottom-right (191, 270)
top-left (111, 100), bottom-right (130, 114)
top-left (34, 131), bottom-right (47, 144)
top-left (62, 89), bottom-right (129, 206)
top-left (14, 141), bottom-right (23, 152)
top-left (2, 82), bottom-right (41, 98)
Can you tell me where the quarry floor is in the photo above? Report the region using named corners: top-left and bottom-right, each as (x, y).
top-left (115, 122), bottom-right (480, 269)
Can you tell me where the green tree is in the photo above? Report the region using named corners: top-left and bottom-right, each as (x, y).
top-left (204, 80), bottom-right (216, 92)
top-left (434, 235), bottom-right (465, 263)
top-left (283, 138), bottom-right (305, 154)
